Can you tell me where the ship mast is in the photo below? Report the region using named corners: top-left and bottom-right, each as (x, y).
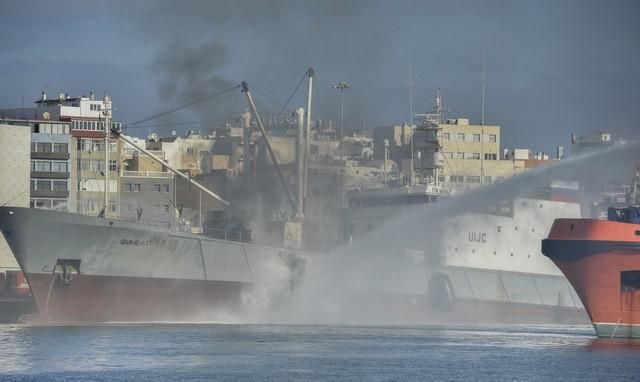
top-left (241, 81), bottom-right (297, 214)
top-left (631, 164), bottom-right (640, 206)
top-left (103, 94), bottom-right (112, 218)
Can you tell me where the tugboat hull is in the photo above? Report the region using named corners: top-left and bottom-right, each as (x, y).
top-left (542, 218), bottom-right (640, 338)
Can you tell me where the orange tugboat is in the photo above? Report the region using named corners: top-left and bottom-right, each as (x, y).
top-left (542, 170), bottom-right (640, 338)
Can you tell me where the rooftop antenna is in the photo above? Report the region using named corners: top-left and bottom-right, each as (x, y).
top-left (434, 87), bottom-right (442, 123)
top-left (408, 42), bottom-right (414, 124)
top-left (480, 49), bottom-right (486, 184)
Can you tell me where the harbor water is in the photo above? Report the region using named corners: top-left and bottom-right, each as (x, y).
top-left (0, 324), bottom-right (639, 381)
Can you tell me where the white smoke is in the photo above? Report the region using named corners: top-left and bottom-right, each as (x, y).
top-left (263, 140), bottom-right (640, 325)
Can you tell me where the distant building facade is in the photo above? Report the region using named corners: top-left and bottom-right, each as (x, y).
top-left (0, 122), bottom-right (30, 272)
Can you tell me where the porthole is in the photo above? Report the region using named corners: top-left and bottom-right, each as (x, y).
top-left (510, 253), bottom-right (514, 257)
top-left (514, 226), bottom-right (518, 231)
top-left (497, 226), bottom-right (501, 232)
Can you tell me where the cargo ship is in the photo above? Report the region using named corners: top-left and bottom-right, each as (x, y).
top-left (0, 85), bottom-right (313, 323)
top-left (0, 206), bottom-right (308, 323)
top-left (542, 172), bottom-right (640, 337)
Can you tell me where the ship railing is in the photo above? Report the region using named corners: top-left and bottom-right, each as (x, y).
top-left (204, 227), bottom-right (244, 242)
top-left (121, 170), bottom-right (174, 178)
top-left (114, 216), bottom-right (173, 229)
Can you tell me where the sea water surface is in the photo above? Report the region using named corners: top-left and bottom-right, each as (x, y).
top-left (0, 324), bottom-right (639, 381)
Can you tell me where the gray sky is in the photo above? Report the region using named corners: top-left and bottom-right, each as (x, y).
top-left (1, 0), bottom-right (638, 153)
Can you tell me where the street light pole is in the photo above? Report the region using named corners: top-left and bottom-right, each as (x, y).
top-left (333, 81), bottom-right (350, 209)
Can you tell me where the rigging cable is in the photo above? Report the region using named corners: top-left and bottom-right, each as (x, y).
top-left (278, 70), bottom-right (309, 117)
top-left (248, 84), bottom-right (292, 115)
top-left (125, 84), bottom-right (241, 129)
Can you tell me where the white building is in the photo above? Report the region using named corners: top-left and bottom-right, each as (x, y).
top-left (0, 122), bottom-right (30, 272)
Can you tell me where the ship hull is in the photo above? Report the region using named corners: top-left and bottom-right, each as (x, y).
top-left (25, 273), bottom-right (244, 322)
top-left (0, 207), bottom-right (304, 323)
top-left (542, 218), bottom-right (640, 338)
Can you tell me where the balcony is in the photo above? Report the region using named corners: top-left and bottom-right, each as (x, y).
top-left (31, 152), bottom-right (70, 160)
top-left (31, 171), bottom-right (70, 179)
top-left (121, 171), bottom-right (173, 178)
top-left (30, 190), bottom-right (70, 198)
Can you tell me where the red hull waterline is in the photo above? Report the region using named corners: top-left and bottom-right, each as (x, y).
top-left (542, 218), bottom-right (640, 338)
top-left (24, 273), bottom-right (247, 323)
top-left (22, 272), bottom-right (588, 325)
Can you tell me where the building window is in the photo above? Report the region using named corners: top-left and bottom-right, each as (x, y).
top-left (457, 133), bottom-right (465, 141)
top-left (467, 152), bottom-right (480, 160)
top-left (53, 143), bottom-right (68, 153)
top-left (91, 160), bottom-right (105, 172)
top-left (484, 153), bottom-right (497, 160)
top-left (35, 180), bottom-right (52, 191)
top-left (35, 199), bottom-right (52, 209)
top-left (52, 200), bottom-right (67, 210)
top-left (443, 152), bottom-right (453, 158)
top-left (36, 142), bottom-right (52, 152)
top-left (484, 176), bottom-right (492, 184)
top-left (162, 184), bottom-right (170, 193)
top-left (78, 159), bottom-right (91, 171)
top-left (30, 180), bottom-right (35, 190)
top-left (51, 162), bottom-right (68, 172)
top-left (466, 176), bottom-right (481, 184)
top-left (472, 134), bottom-right (480, 142)
top-left (124, 183), bottom-right (132, 192)
top-left (35, 161), bottom-right (51, 172)
top-left (77, 200), bottom-right (99, 213)
top-left (454, 152), bottom-right (464, 159)
top-left (154, 184), bottom-right (161, 192)
top-left (109, 160), bottom-right (117, 172)
top-left (441, 133), bottom-right (450, 141)
top-left (488, 134), bottom-right (497, 142)
top-left (133, 184), bottom-right (141, 192)
top-left (52, 181), bottom-right (67, 192)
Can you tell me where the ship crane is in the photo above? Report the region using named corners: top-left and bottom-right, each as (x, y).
top-left (241, 81), bottom-right (298, 214)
